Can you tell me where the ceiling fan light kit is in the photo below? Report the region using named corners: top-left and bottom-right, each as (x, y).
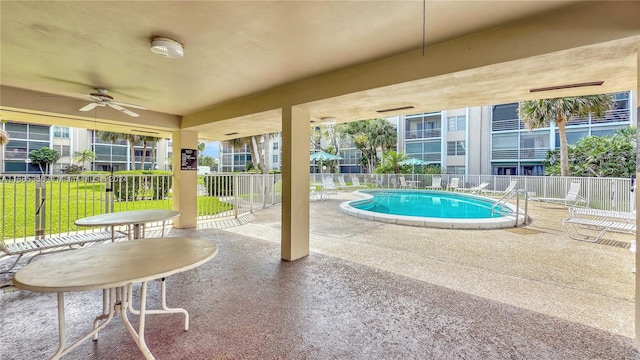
top-left (321, 117), bottom-right (337, 125)
top-left (76, 88), bottom-right (146, 117)
top-left (150, 37), bottom-right (184, 58)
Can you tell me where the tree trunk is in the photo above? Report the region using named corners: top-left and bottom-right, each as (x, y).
top-left (129, 140), bottom-right (136, 170)
top-left (151, 141), bottom-right (157, 169)
top-left (250, 136), bottom-right (261, 172)
top-left (262, 134), bottom-right (270, 174)
top-left (557, 119), bottom-right (570, 176)
top-left (141, 141), bottom-right (148, 170)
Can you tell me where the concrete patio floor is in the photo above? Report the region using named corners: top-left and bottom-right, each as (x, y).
top-left (1, 192), bottom-right (638, 359)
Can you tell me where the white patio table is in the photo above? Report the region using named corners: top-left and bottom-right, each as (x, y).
top-left (12, 237), bottom-right (218, 360)
top-left (75, 209), bottom-right (180, 239)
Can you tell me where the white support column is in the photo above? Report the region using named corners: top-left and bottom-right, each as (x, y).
top-left (171, 130), bottom-right (198, 229)
top-left (281, 106), bottom-right (311, 261)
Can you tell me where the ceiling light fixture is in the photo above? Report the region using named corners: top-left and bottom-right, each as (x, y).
top-left (150, 37), bottom-right (184, 58)
top-left (321, 117), bottom-right (337, 125)
top-left (376, 106), bottom-right (415, 113)
top-left (529, 81), bottom-right (604, 93)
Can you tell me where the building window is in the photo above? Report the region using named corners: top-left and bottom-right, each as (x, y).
top-left (447, 116), bottom-right (466, 131)
top-left (53, 126), bottom-right (70, 138)
top-left (272, 142), bottom-right (279, 150)
top-left (272, 155), bottom-right (278, 163)
top-left (491, 103), bottom-right (520, 131)
top-left (53, 145), bottom-right (71, 157)
top-left (447, 141), bottom-right (466, 156)
top-left (447, 166), bottom-right (466, 174)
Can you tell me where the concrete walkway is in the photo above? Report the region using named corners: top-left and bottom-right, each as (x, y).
top-left (0, 192), bottom-right (637, 359)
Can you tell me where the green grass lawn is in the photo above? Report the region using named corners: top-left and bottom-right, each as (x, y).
top-left (1, 181), bottom-right (233, 240)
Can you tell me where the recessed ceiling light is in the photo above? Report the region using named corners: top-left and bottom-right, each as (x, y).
top-left (529, 81), bottom-right (604, 93)
top-left (150, 37), bottom-right (184, 58)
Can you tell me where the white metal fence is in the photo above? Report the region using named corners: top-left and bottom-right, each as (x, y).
top-left (315, 173), bottom-right (635, 212)
top-left (198, 173), bottom-right (282, 221)
top-left (0, 173), bottom-right (283, 243)
top-left (0, 172), bottom-right (632, 243)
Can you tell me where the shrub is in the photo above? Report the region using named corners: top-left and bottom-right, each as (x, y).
top-left (111, 170), bottom-right (172, 201)
top-left (63, 165), bottom-right (84, 174)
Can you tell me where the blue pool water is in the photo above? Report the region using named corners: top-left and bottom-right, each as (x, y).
top-left (351, 190), bottom-right (510, 219)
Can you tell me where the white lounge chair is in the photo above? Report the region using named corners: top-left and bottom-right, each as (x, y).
top-left (469, 182), bottom-right (490, 194)
top-left (531, 180), bottom-right (588, 208)
top-left (337, 176), bottom-right (354, 190)
top-left (447, 177), bottom-right (460, 192)
top-left (351, 176), bottom-right (366, 189)
top-left (562, 206), bottom-right (635, 243)
top-left (425, 176), bottom-right (442, 190)
top-left (322, 176), bottom-right (338, 194)
top-left (562, 217), bottom-right (635, 242)
top-left (485, 179), bottom-right (518, 196)
top-left (399, 176), bottom-right (416, 189)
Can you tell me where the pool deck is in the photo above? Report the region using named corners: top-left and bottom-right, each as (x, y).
top-left (0, 191), bottom-right (637, 359)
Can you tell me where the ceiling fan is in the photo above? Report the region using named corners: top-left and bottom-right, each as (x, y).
top-left (78, 88), bottom-right (147, 117)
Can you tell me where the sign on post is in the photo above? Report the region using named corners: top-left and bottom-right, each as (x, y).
top-left (180, 149), bottom-right (197, 171)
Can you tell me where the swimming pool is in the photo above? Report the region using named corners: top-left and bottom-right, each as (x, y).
top-left (339, 189), bottom-right (524, 229)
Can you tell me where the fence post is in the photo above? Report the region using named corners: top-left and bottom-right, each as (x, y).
top-left (34, 178), bottom-right (46, 239)
top-left (250, 175), bottom-right (254, 213)
top-left (233, 174), bottom-right (239, 219)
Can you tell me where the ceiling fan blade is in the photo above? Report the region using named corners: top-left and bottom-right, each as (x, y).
top-left (79, 102), bottom-right (99, 112)
top-left (108, 103), bottom-right (140, 117)
top-left (111, 100), bottom-right (147, 110)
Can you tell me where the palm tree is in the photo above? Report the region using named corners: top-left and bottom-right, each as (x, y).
top-left (380, 151), bottom-right (408, 174)
top-left (72, 149), bottom-right (97, 171)
top-left (370, 118), bottom-right (397, 154)
top-left (518, 94), bottom-right (614, 176)
top-left (97, 131), bottom-right (140, 170)
top-left (139, 136), bottom-right (159, 170)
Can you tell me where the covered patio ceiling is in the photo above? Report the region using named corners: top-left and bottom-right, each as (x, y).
top-left (1, 1), bottom-right (637, 141)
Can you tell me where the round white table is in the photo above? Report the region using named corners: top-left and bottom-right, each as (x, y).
top-left (13, 237), bottom-right (218, 360)
top-left (75, 209), bottom-right (180, 239)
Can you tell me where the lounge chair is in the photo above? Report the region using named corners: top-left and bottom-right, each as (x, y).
top-left (337, 176), bottom-right (354, 190)
top-left (399, 176), bottom-right (416, 189)
top-left (322, 176), bottom-right (338, 194)
top-left (425, 176), bottom-right (442, 190)
top-left (484, 179), bottom-right (518, 196)
top-left (563, 206), bottom-right (635, 242)
top-left (351, 176), bottom-right (366, 189)
top-left (530, 180), bottom-right (588, 208)
top-left (469, 182), bottom-right (490, 194)
top-left (447, 177), bottom-right (460, 192)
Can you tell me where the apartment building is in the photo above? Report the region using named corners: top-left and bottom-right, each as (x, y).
top-left (395, 91), bottom-right (635, 176)
top-left (219, 135), bottom-right (282, 173)
top-left (0, 123), bottom-right (169, 174)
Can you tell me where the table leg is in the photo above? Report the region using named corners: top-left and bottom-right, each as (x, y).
top-left (51, 289), bottom-right (118, 359)
top-left (133, 224), bottom-right (141, 239)
top-left (127, 278), bottom-right (189, 330)
top-left (121, 283), bottom-right (155, 359)
top-left (51, 292), bottom-right (66, 359)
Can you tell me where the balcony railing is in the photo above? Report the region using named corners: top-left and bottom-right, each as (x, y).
top-left (405, 128), bottom-right (442, 139)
